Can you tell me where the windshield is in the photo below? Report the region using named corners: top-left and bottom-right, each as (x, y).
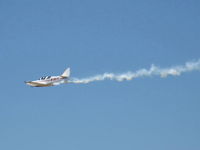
top-left (39, 77), bottom-right (45, 80)
top-left (39, 76), bottom-right (51, 80)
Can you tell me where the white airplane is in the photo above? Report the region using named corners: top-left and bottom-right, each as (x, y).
top-left (25, 68), bottom-right (70, 87)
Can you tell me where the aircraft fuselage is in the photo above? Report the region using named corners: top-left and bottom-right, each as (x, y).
top-left (25, 68), bottom-right (70, 87)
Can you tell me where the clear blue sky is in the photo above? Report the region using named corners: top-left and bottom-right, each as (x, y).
top-left (1, 0), bottom-right (200, 150)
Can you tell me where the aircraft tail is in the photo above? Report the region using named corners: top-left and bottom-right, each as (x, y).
top-left (61, 68), bottom-right (70, 78)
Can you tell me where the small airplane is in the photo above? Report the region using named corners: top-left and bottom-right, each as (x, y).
top-left (25, 68), bottom-right (70, 87)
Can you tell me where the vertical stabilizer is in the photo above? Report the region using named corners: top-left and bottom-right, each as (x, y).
top-left (61, 68), bottom-right (70, 78)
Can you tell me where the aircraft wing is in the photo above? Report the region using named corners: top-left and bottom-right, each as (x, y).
top-left (25, 81), bottom-right (52, 87)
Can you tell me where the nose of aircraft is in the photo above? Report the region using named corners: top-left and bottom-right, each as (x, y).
top-left (24, 81), bottom-right (32, 85)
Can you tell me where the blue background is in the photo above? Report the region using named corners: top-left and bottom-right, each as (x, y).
top-left (1, 0), bottom-right (200, 150)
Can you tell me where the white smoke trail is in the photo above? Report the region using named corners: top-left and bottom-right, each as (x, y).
top-left (53, 80), bottom-right (65, 86)
top-left (69, 59), bottom-right (200, 84)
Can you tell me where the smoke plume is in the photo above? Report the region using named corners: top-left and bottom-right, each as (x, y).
top-left (69, 59), bottom-right (200, 84)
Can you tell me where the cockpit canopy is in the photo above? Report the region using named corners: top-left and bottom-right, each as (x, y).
top-left (39, 76), bottom-right (51, 80)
